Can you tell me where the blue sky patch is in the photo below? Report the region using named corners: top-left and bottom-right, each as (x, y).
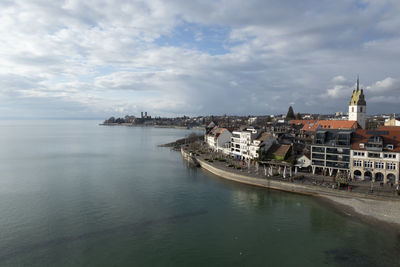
top-left (155, 22), bottom-right (231, 55)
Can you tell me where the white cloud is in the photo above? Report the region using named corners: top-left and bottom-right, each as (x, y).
top-left (326, 85), bottom-right (350, 99)
top-left (366, 77), bottom-right (400, 94)
top-left (331, 75), bottom-right (348, 85)
top-left (1, 0), bottom-right (400, 118)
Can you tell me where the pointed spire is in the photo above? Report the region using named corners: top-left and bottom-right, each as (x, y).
top-left (357, 75), bottom-right (359, 91)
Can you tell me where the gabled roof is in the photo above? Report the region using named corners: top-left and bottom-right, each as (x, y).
top-left (208, 126), bottom-right (229, 139)
top-left (349, 89), bottom-right (366, 106)
top-left (256, 132), bottom-right (272, 142)
top-left (207, 121), bottom-right (216, 129)
top-left (302, 120), bottom-right (358, 132)
top-left (349, 78), bottom-right (366, 106)
top-left (269, 144), bottom-right (291, 158)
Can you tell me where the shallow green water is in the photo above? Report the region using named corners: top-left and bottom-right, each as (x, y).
top-left (0, 120), bottom-right (399, 266)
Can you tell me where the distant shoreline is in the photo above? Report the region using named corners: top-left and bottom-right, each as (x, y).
top-left (99, 123), bottom-right (204, 131)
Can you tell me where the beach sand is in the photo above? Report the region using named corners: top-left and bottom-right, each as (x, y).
top-left (319, 195), bottom-right (400, 232)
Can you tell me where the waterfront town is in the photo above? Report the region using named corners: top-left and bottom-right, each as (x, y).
top-left (104, 79), bottom-right (400, 195)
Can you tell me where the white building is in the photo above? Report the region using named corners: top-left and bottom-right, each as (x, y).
top-left (249, 132), bottom-right (275, 159)
top-left (350, 127), bottom-right (400, 184)
top-left (384, 118), bottom-right (400, 126)
top-left (348, 77), bottom-right (366, 129)
top-left (231, 127), bottom-right (260, 160)
top-left (295, 154), bottom-right (312, 169)
top-left (248, 117), bottom-right (257, 125)
top-left (205, 127), bottom-right (232, 153)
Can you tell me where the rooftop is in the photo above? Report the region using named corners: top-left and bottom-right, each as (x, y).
top-left (351, 126), bottom-right (400, 152)
top-left (302, 120), bottom-right (358, 132)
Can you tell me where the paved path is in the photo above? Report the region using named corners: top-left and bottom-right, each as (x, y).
top-left (191, 148), bottom-right (400, 200)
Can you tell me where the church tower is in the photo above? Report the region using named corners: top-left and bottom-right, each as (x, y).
top-left (349, 77), bottom-right (366, 129)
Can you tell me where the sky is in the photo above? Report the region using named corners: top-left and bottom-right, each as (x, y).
top-left (1, 0), bottom-right (400, 119)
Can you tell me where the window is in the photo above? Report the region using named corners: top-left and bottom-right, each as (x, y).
top-left (360, 107), bottom-right (363, 112)
top-left (352, 107), bottom-right (354, 112)
top-left (387, 163), bottom-right (396, 170)
top-left (368, 152), bottom-right (380, 158)
top-left (359, 143), bottom-right (364, 148)
top-left (364, 161), bottom-right (373, 168)
top-left (353, 160), bottom-right (362, 167)
top-left (386, 144), bottom-right (394, 150)
top-left (353, 151), bottom-right (365, 157)
top-left (384, 153), bottom-right (396, 159)
top-left (375, 162), bottom-right (384, 169)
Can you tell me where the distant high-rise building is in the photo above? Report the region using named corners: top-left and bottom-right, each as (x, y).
top-left (349, 77), bottom-right (366, 129)
top-left (141, 112), bottom-right (144, 118)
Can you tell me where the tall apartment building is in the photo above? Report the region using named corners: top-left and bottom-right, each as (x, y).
top-left (311, 129), bottom-right (353, 176)
top-left (231, 127), bottom-right (260, 160)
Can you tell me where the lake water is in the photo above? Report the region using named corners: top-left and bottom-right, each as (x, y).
top-left (0, 120), bottom-right (399, 266)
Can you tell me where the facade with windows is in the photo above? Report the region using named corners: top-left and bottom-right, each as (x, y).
top-left (230, 127), bottom-right (260, 160)
top-left (248, 132), bottom-right (275, 159)
top-left (205, 126), bottom-right (232, 153)
top-left (350, 128), bottom-right (400, 184)
top-left (310, 129), bottom-right (353, 176)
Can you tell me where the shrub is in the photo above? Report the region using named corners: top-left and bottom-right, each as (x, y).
top-left (292, 175), bottom-right (305, 180)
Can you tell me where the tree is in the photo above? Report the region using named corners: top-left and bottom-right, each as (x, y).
top-left (286, 106), bottom-right (295, 120)
top-left (104, 116), bottom-right (115, 124)
top-left (295, 113), bottom-right (301, 120)
top-left (115, 117), bottom-right (125, 124)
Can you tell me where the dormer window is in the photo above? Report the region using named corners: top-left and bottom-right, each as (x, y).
top-left (387, 144), bottom-right (394, 150)
top-left (359, 143), bottom-right (364, 148)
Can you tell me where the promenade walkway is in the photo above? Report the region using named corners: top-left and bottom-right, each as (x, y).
top-left (184, 145), bottom-right (400, 200)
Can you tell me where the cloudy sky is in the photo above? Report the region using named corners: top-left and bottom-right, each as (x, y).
top-left (1, 0), bottom-right (399, 119)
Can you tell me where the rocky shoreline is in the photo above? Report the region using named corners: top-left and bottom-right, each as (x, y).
top-left (181, 148), bottom-right (400, 231)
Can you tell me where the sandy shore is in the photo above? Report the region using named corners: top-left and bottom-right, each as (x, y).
top-left (320, 195), bottom-right (400, 231)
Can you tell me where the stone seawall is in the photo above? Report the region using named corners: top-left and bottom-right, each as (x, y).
top-left (197, 158), bottom-right (317, 196)
top-left (197, 158), bottom-right (376, 199)
top-left (180, 148), bottom-right (200, 166)
top-left (190, 156), bottom-right (400, 228)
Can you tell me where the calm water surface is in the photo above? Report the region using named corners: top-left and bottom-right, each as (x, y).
top-left (0, 120), bottom-right (399, 266)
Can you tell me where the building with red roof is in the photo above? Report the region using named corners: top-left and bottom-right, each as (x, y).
top-left (350, 127), bottom-right (400, 183)
top-left (302, 120), bottom-right (359, 132)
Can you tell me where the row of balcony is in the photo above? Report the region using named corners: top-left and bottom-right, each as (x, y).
top-left (312, 160), bottom-right (349, 169)
top-left (311, 146), bottom-right (350, 155)
top-left (311, 153), bottom-right (350, 162)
